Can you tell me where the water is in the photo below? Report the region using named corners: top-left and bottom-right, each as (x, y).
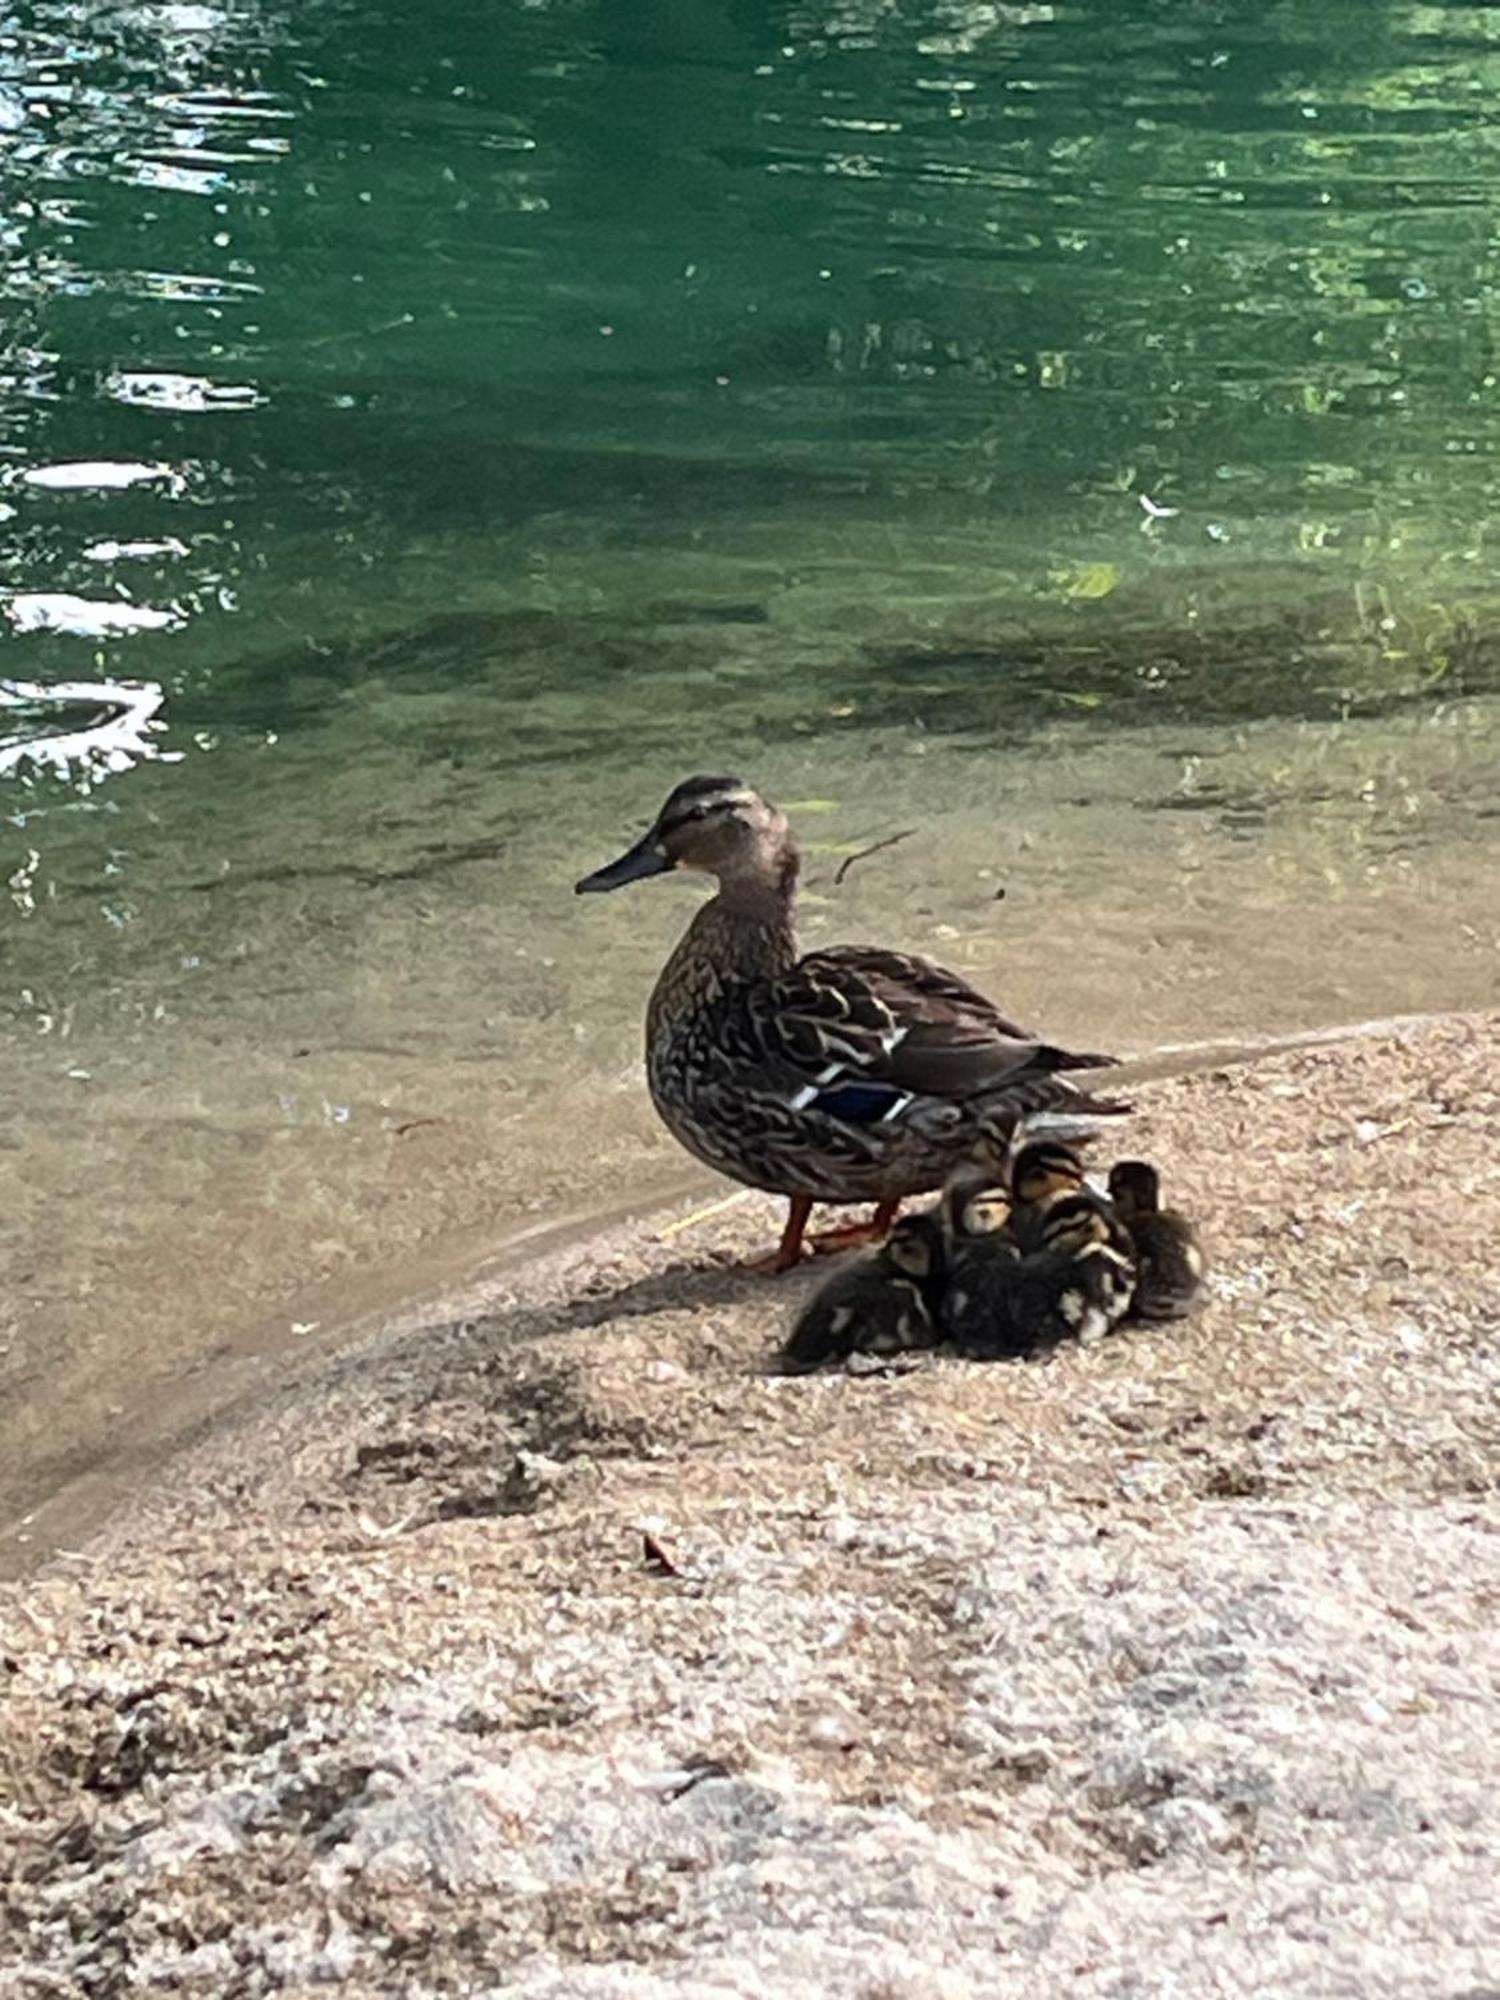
top-left (4, 0), bottom-right (1499, 1554)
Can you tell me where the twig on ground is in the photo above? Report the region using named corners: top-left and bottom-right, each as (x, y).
top-left (834, 828), bottom-right (916, 886)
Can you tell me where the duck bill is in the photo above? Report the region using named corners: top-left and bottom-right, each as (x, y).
top-left (574, 834), bottom-right (673, 894)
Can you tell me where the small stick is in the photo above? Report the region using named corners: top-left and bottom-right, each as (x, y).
top-left (834, 827), bottom-right (916, 886)
top-left (656, 1189), bottom-right (754, 1241)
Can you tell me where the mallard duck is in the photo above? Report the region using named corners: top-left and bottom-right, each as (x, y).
top-left (780, 1212), bottom-right (946, 1372)
top-left (1107, 1159), bottom-right (1207, 1320)
top-left (576, 776), bottom-right (1128, 1270)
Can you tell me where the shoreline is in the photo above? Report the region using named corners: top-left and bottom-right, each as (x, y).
top-left (0, 1162), bottom-right (704, 1583)
top-left (8, 689), bottom-right (1500, 1551)
top-left (2, 1006), bottom-right (1475, 1583)
top-left (3, 1011), bottom-right (1497, 1995)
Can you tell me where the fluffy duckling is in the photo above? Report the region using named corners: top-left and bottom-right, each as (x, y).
top-left (1021, 1191), bottom-right (1138, 1349)
top-left (1008, 1137), bottom-right (1089, 1249)
top-left (779, 1212), bottom-right (945, 1373)
top-left (937, 1169), bottom-right (1029, 1359)
top-left (1107, 1159), bottom-right (1207, 1320)
top-left (1010, 1133), bottom-right (1138, 1308)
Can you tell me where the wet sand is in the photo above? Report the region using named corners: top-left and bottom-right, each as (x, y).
top-left (3, 1013), bottom-right (1497, 1997)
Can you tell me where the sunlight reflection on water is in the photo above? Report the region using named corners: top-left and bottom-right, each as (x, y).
top-left (0, 676), bottom-right (171, 786)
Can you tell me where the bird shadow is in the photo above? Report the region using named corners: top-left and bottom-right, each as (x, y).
top-left (552, 1254), bottom-right (818, 1335)
top-left (459, 1249), bottom-right (824, 1366)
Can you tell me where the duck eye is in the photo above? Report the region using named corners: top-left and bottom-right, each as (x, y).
top-left (660, 802), bottom-right (721, 837)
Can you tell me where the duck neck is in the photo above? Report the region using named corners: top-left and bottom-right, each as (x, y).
top-left (650, 843), bottom-right (800, 1034)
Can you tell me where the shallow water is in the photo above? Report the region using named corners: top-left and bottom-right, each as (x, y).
top-left (4, 0), bottom-right (1500, 1549)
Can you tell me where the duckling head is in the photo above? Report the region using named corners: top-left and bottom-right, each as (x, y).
top-left (942, 1168), bottom-right (1014, 1242)
top-left (576, 776), bottom-right (795, 896)
top-left (1039, 1193), bottom-right (1111, 1256)
top-left (967, 1109), bottom-right (1020, 1181)
top-left (884, 1211), bottom-right (944, 1280)
top-left (1107, 1158), bottom-right (1161, 1219)
top-left (1012, 1139), bottom-right (1086, 1206)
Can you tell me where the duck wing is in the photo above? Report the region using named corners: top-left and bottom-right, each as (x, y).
top-left (760, 945), bottom-right (1121, 1123)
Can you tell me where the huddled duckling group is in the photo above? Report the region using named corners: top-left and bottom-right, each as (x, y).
top-left (781, 1138), bottom-right (1206, 1373)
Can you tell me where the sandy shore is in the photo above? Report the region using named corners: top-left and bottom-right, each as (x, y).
top-left (3, 1014), bottom-right (1499, 1996)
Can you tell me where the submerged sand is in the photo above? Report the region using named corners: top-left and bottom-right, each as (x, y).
top-left (2, 1014), bottom-right (1499, 1996)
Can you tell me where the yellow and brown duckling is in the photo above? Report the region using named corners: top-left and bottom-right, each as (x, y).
top-left (1008, 1137), bottom-right (1091, 1247)
top-left (780, 1212), bottom-right (946, 1373)
top-left (1107, 1159), bottom-right (1207, 1321)
top-left (937, 1169), bottom-right (1029, 1359)
top-left (576, 776), bottom-right (1128, 1272)
top-left (1017, 1190), bottom-right (1138, 1351)
top-left (1010, 1135), bottom-right (1137, 1279)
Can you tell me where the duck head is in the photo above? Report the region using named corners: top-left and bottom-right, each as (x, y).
top-left (576, 775), bottom-right (795, 895)
top-left (884, 1211), bottom-right (944, 1281)
top-left (940, 1168), bottom-right (1014, 1243)
top-left (1011, 1139), bottom-right (1086, 1207)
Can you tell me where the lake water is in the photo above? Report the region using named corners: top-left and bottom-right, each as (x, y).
top-left (3, 0), bottom-right (1499, 1557)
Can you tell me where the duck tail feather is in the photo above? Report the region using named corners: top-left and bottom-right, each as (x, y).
top-left (1022, 1100), bottom-right (1133, 1143)
top-left (1036, 1044), bottom-right (1120, 1073)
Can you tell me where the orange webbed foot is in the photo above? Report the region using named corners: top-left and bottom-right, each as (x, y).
top-left (806, 1198), bottom-right (902, 1258)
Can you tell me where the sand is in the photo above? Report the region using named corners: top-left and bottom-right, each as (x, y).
top-left (2, 1014), bottom-right (1499, 1997)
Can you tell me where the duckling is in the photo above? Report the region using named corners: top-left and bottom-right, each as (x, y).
top-left (967, 1108), bottom-right (1021, 1180)
top-left (1020, 1191), bottom-right (1138, 1349)
top-left (940, 1164), bottom-right (1018, 1247)
top-left (1107, 1159), bottom-right (1207, 1320)
top-left (937, 1169), bottom-right (1029, 1359)
top-left (779, 1212), bottom-right (946, 1373)
top-left (1008, 1137), bottom-right (1089, 1249)
top-left (1010, 1133), bottom-right (1137, 1272)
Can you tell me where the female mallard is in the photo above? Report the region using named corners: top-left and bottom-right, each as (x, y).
top-left (576, 775), bottom-right (1127, 1270)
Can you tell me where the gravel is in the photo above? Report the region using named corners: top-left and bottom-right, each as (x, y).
top-left (3, 1015), bottom-right (1498, 1998)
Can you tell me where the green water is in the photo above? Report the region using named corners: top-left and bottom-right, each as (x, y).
top-left (4, 0), bottom-right (1500, 1552)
